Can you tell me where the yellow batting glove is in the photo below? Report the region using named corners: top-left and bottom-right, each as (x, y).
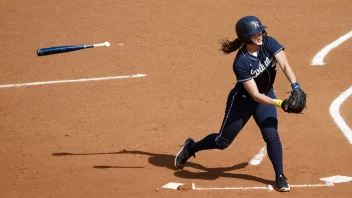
top-left (275, 99), bottom-right (283, 108)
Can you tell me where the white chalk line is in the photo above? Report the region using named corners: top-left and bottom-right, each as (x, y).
top-left (329, 85), bottom-right (352, 144)
top-left (0, 74), bottom-right (146, 88)
top-left (312, 30), bottom-right (352, 144)
top-left (249, 146), bottom-right (266, 165)
top-left (290, 182), bottom-right (334, 188)
top-left (311, 30), bottom-right (352, 65)
top-left (191, 182), bottom-right (333, 191)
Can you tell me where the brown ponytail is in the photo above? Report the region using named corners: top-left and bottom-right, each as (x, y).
top-left (220, 38), bottom-right (242, 54)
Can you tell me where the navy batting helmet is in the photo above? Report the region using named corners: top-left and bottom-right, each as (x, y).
top-left (235, 16), bottom-right (267, 44)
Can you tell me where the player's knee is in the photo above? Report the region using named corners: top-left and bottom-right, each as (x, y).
top-left (216, 142), bottom-right (229, 150)
top-left (215, 136), bottom-right (233, 150)
top-left (262, 128), bottom-right (280, 143)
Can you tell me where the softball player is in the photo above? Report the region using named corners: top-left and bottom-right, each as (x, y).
top-left (175, 16), bottom-right (304, 192)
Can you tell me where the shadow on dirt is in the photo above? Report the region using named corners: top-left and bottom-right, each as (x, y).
top-left (52, 150), bottom-right (273, 185)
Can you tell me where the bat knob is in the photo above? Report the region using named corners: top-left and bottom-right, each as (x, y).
top-left (104, 41), bottom-right (110, 47)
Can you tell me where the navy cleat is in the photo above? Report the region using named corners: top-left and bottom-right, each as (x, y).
top-left (174, 138), bottom-right (195, 169)
top-left (275, 175), bottom-right (290, 192)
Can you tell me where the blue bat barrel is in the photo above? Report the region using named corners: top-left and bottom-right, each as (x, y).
top-left (37, 44), bottom-right (94, 56)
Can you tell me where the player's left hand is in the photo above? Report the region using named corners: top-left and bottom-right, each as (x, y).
top-left (283, 84), bottom-right (307, 114)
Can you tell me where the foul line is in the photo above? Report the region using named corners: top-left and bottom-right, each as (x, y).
top-left (311, 30), bottom-right (352, 65)
top-left (329, 85), bottom-right (352, 144)
top-left (0, 74), bottom-right (146, 88)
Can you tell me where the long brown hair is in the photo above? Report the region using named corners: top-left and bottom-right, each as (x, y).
top-left (219, 38), bottom-right (242, 54)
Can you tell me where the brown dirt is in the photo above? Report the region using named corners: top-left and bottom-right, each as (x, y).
top-left (1, 0), bottom-right (351, 197)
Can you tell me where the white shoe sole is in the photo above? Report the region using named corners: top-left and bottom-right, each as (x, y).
top-left (278, 185), bottom-right (290, 192)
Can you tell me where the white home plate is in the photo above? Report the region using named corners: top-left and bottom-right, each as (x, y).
top-left (320, 175), bottom-right (352, 183)
top-left (162, 182), bottom-right (184, 190)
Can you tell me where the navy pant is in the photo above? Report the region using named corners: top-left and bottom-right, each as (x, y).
top-left (191, 86), bottom-right (284, 176)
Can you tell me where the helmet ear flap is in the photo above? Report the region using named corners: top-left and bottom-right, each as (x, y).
top-left (246, 39), bottom-right (253, 44)
top-left (243, 34), bottom-right (252, 44)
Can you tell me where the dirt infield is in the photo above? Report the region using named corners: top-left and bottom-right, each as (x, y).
top-left (1, 0), bottom-right (351, 197)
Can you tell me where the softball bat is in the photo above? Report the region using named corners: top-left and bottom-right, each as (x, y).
top-left (37, 41), bottom-right (110, 56)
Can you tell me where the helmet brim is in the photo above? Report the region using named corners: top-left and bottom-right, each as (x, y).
top-left (247, 26), bottom-right (267, 36)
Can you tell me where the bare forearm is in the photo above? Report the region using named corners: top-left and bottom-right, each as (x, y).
top-left (281, 64), bottom-right (297, 84)
top-left (251, 92), bottom-right (278, 106)
top-left (243, 79), bottom-right (282, 106)
top-left (275, 51), bottom-right (297, 84)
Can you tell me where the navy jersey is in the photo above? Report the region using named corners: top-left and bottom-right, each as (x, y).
top-left (233, 36), bottom-right (284, 94)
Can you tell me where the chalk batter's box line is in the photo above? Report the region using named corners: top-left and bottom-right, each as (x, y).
top-left (191, 182), bottom-right (333, 191)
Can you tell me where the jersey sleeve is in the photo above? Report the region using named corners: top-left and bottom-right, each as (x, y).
top-left (234, 62), bottom-right (252, 83)
top-left (265, 36), bottom-right (285, 56)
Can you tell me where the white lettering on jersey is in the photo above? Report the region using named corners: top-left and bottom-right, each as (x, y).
top-left (250, 57), bottom-right (272, 78)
